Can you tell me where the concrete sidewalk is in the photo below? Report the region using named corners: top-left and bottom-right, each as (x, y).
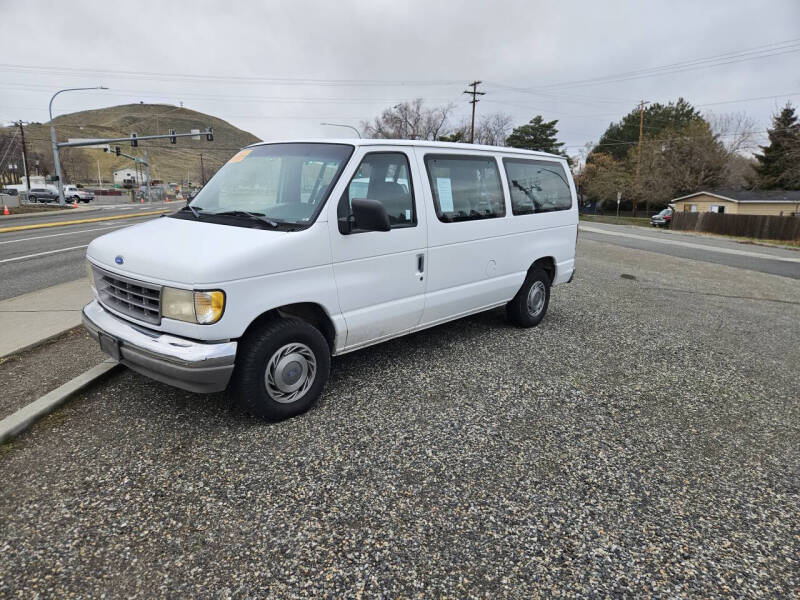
top-left (0, 278), bottom-right (92, 358)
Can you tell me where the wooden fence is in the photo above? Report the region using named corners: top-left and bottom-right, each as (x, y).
top-left (671, 211), bottom-right (800, 241)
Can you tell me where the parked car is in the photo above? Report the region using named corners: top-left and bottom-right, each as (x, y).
top-left (83, 140), bottom-right (578, 420)
top-left (26, 188), bottom-right (60, 203)
top-left (651, 207), bottom-right (673, 227)
top-left (64, 185), bottom-right (94, 203)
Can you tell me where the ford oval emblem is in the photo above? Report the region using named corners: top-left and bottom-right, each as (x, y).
top-left (115, 255), bottom-right (124, 265)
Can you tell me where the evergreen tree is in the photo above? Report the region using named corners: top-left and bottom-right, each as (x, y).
top-left (752, 102), bottom-right (800, 189)
top-left (593, 98), bottom-right (702, 161)
top-left (506, 116), bottom-right (567, 157)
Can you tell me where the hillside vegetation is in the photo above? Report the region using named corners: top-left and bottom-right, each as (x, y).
top-left (10, 103), bottom-right (261, 185)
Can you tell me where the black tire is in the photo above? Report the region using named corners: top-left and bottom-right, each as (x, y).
top-left (230, 318), bottom-right (330, 421)
top-left (506, 266), bottom-right (551, 328)
top-left (29, 196), bottom-right (36, 203)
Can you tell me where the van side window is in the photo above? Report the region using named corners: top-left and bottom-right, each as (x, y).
top-left (424, 155), bottom-right (505, 222)
top-left (502, 158), bottom-right (572, 214)
top-left (338, 152), bottom-right (415, 231)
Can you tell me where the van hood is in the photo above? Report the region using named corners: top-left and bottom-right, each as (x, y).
top-left (87, 216), bottom-right (295, 285)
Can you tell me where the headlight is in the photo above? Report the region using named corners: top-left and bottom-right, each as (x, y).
top-left (194, 290), bottom-right (225, 324)
top-left (161, 287), bottom-right (225, 325)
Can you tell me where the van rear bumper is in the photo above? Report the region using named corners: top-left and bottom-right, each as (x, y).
top-left (82, 300), bottom-right (237, 393)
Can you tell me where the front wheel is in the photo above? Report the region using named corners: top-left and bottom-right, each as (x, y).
top-left (230, 318), bottom-right (330, 421)
top-left (29, 196), bottom-right (37, 203)
top-left (506, 266), bottom-right (551, 328)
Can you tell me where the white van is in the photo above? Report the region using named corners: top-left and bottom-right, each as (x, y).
top-left (83, 140), bottom-right (577, 420)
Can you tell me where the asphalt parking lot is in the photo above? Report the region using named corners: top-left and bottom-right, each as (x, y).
top-left (1, 238), bottom-right (798, 598)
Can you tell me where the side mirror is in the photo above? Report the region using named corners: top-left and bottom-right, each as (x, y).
top-left (350, 198), bottom-right (390, 232)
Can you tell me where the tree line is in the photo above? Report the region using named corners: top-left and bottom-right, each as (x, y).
top-left (361, 98), bottom-right (800, 215)
top-left (360, 99), bottom-right (568, 158)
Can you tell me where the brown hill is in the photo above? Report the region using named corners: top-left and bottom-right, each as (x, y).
top-left (9, 103), bottom-right (260, 185)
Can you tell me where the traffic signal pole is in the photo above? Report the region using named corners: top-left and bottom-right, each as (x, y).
top-left (61, 128), bottom-right (212, 203)
top-left (56, 129), bottom-right (213, 149)
top-left (144, 150), bottom-right (151, 201)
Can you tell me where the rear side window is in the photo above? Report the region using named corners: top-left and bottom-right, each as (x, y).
top-left (424, 155), bottom-right (505, 222)
top-left (503, 158), bottom-right (572, 214)
top-left (338, 152), bottom-right (415, 231)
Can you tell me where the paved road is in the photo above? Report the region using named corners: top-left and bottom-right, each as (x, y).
top-left (579, 221), bottom-right (800, 279)
top-left (1, 240), bottom-right (798, 597)
top-left (1, 202), bottom-right (175, 229)
top-left (0, 214), bottom-right (166, 300)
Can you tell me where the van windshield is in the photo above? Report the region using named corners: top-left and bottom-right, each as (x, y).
top-left (188, 143), bottom-right (353, 225)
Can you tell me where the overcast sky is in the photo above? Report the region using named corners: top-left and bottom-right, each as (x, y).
top-left (2, 0), bottom-right (799, 154)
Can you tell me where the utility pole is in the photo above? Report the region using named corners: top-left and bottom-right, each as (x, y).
top-left (463, 80), bottom-right (486, 144)
top-left (97, 160), bottom-right (102, 186)
top-left (17, 121), bottom-right (31, 191)
top-left (633, 100), bottom-right (649, 218)
top-left (200, 154), bottom-right (206, 185)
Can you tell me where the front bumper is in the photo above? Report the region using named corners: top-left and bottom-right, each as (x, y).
top-left (82, 300), bottom-right (237, 393)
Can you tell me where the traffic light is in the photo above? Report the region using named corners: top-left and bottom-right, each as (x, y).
top-left (205, 128), bottom-right (214, 142)
top-left (169, 129), bottom-right (176, 144)
top-left (131, 133), bottom-right (138, 148)
top-left (115, 146), bottom-right (121, 156)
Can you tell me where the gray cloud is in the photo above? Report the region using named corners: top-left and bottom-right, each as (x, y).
top-left (2, 0), bottom-right (799, 153)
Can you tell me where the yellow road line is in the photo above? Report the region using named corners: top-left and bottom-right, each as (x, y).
top-left (0, 209), bottom-right (171, 234)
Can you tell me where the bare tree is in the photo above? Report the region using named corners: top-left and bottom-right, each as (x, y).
top-left (362, 99), bottom-right (455, 140)
top-left (707, 111), bottom-right (759, 188)
top-left (707, 111), bottom-right (758, 155)
top-left (474, 113), bottom-right (513, 146)
top-left (446, 112), bottom-right (514, 145)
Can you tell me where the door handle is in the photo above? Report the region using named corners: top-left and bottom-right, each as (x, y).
top-left (416, 253), bottom-right (425, 280)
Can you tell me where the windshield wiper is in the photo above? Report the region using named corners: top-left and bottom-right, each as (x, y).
top-left (180, 204), bottom-right (202, 219)
top-left (212, 210), bottom-right (280, 228)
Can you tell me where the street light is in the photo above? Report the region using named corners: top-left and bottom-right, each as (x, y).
top-left (320, 122), bottom-right (361, 138)
top-left (49, 86), bottom-right (108, 204)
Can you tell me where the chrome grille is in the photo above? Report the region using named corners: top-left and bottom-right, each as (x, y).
top-left (93, 266), bottom-right (161, 324)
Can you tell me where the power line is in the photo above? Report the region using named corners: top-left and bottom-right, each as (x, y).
top-left (0, 63), bottom-right (464, 87)
top-left (503, 39), bottom-right (800, 92)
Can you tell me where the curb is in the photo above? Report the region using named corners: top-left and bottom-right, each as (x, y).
top-left (0, 360), bottom-right (120, 444)
top-left (0, 209), bottom-right (171, 233)
top-left (0, 325), bottom-right (81, 361)
top-left (0, 318), bottom-right (92, 361)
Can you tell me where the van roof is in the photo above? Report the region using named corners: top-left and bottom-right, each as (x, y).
top-left (247, 139), bottom-right (567, 161)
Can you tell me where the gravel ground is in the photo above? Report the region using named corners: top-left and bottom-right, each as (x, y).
top-left (0, 327), bottom-right (106, 416)
top-left (1, 239), bottom-right (798, 598)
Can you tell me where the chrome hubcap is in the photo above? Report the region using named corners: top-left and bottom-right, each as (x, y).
top-left (264, 343), bottom-right (317, 404)
top-left (527, 280), bottom-right (546, 317)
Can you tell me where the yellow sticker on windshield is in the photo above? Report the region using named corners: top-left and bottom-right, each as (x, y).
top-left (227, 149), bottom-right (252, 164)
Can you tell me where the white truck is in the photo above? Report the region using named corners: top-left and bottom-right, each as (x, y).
top-left (64, 185), bottom-right (94, 203)
top-left (83, 139), bottom-right (578, 421)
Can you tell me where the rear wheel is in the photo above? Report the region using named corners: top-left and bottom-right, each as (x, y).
top-left (231, 318), bottom-right (330, 421)
top-left (29, 196), bottom-right (37, 203)
top-left (506, 266), bottom-right (551, 328)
